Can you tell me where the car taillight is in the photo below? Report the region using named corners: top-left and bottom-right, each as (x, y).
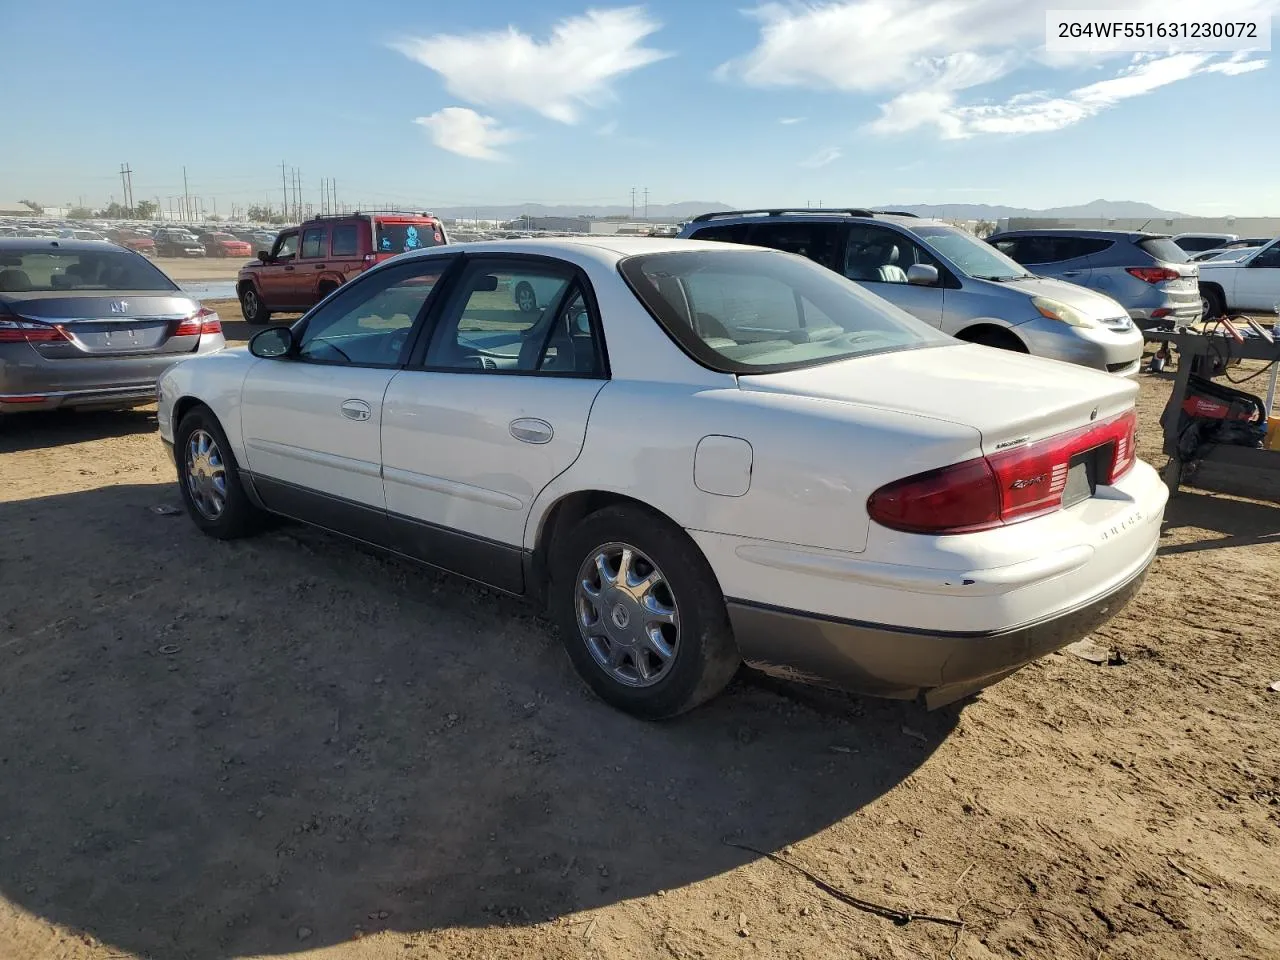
top-left (1126, 267), bottom-right (1179, 284)
top-left (0, 319), bottom-right (72, 343)
top-left (175, 307), bottom-right (221, 336)
top-left (867, 410), bottom-right (1138, 535)
top-left (362, 253), bottom-right (377, 266)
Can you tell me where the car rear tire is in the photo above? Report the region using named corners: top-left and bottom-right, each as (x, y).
top-left (550, 504), bottom-right (740, 719)
top-left (959, 326), bottom-right (1028, 353)
top-left (240, 285), bottom-right (271, 326)
top-left (1200, 284), bottom-right (1225, 320)
top-left (175, 406), bottom-right (268, 540)
top-left (514, 281), bottom-right (538, 314)
top-left (318, 281), bottom-right (339, 301)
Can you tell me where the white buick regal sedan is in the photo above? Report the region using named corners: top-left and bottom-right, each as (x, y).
top-left (157, 238), bottom-right (1168, 718)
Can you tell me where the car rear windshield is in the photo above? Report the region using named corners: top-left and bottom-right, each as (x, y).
top-left (375, 220), bottom-right (443, 254)
top-left (1137, 237), bottom-right (1188, 263)
top-left (0, 248), bottom-right (179, 293)
top-left (619, 249), bottom-right (950, 373)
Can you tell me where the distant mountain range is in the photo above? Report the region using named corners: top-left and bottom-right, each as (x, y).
top-left (871, 199), bottom-right (1188, 221)
top-left (432, 198), bottom-right (1187, 223)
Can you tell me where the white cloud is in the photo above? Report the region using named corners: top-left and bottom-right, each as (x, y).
top-left (414, 108), bottom-right (520, 160)
top-left (721, 0), bottom-right (1277, 139)
top-left (394, 6), bottom-right (669, 125)
top-left (779, 116), bottom-right (807, 124)
top-left (800, 146), bottom-right (843, 168)
top-left (597, 119), bottom-right (620, 136)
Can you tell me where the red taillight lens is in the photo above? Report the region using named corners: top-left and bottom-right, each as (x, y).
top-left (175, 307), bottom-right (221, 337)
top-left (866, 458), bottom-right (1001, 535)
top-left (363, 253), bottom-right (377, 266)
top-left (1126, 267), bottom-right (1179, 284)
top-left (0, 320), bottom-right (72, 343)
top-left (868, 410), bottom-right (1138, 535)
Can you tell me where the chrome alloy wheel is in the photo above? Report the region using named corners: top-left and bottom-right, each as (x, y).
top-left (575, 542), bottom-right (680, 687)
top-left (185, 428), bottom-right (227, 520)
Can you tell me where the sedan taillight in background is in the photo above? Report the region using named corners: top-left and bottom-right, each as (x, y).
top-left (868, 410), bottom-right (1138, 535)
top-left (0, 319), bottom-right (72, 343)
top-left (174, 307), bottom-right (222, 337)
top-left (1126, 267), bottom-right (1180, 284)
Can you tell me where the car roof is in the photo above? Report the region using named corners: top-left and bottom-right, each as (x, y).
top-left (989, 229), bottom-right (1168, 241)
top-left (395, 235), bottom-right (744, 263)
top-left (0, 237), bottom-right (129, 253)
top-left (687, 210), bottom-right (947, 230)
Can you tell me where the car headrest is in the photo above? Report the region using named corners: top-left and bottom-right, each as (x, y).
top-left (0, 269), bottom-right (33, 292)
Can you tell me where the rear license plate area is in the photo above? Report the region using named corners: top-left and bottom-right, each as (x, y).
top-left (1062, 444), bottom-right (1110, 509)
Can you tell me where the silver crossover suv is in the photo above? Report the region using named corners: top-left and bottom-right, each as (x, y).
top-left (679, 210), bottom-right (1143, 375)
top-left (0, 238), bottom-right (225, 414)
top-left (987, 229), bottom-right (1201, 330)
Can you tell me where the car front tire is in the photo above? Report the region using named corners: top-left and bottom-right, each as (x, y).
top-left (240, 285), bottom-right (271, 326)
top-left (551, 504), bottom-right (740, 719)
top-left (1200, 284), bottom-right (1225, 320)
top-left (175, 406), bottom-right (268, 540)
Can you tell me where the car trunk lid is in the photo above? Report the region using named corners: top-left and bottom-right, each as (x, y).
top-left (737, 343), bottom-right (1137, 455)
top-left (5, 292), bottom-right (207, 357)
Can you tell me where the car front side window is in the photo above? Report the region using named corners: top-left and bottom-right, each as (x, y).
top-left (271, 233), bottom-right (298, 261)
top-left (295, 261), bottom-right (446, 367)
top-left (844, 225), bottom-right (937, 284)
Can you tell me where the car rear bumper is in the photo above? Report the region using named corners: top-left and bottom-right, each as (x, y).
top-left (0, 336), bottom-right (224, 412)
top-left (727, 546), bottom-right (1153, 708)
top-left (0, 384), bottom-right (158, 413)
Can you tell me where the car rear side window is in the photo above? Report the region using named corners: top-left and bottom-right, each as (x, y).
top-left (331, 224), bottom-right (359, 257)
top-left (1136, 237), bottom-right (1189, 263)
top-left (423, 260), bottom-right (602, 376)
top-left (747, 222), bottom-right (843, 270)
top-left (376, 221), bottom-right (442, 254)
top-left (300, 228), bottom-right (327, 259)
top-left (689, 223), bottom-right (750, 243)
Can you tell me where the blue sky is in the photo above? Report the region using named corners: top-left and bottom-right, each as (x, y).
top-left (6, 0), bottom-right (1279, 214)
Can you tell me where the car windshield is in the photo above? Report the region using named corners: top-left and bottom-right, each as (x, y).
top-left (0, 248), bottom-right (179, 292)
top-left (909, 225), bottom-right (1029, 281)
top-left (620, 249), bottom-right (951, 373)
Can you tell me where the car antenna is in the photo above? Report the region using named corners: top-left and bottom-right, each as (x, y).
top-left (1137, 218), bottom-right (1152, 232)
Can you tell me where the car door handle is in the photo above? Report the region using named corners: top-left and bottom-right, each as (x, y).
top-left (1061, 270), bottom-right (1082, 277)
top-left (284, 265), bottom-right (295, 271)
top-left (510, 418), bottom-right (553, 444)
top-left (340, 399), bottom-right (371, 421)
top-left (315, 264), bottom-right (325, 270)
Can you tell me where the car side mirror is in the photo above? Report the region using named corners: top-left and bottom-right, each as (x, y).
top-left (907, 264), bottom-right (940, 287)
top-left (257, 250), bottom-right (270, 263)
top-left (249, 325), bottom-right (293, 359)
top-left (476, 274), bottom-right (499, 292)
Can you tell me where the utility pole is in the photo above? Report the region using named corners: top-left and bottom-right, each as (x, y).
top-left (119, 163), bottom-right (134, 212)
top-left (212, 197), bottom-right (217, 219)
top-left (280, 161), bottom-right (289, 220)
top-left (331, 178), bottom-right (337, 214)
top-left (182, 166), bottom-right (190, 223)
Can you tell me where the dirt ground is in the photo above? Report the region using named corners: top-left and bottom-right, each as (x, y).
top-left (152, 258), bottom-right (249, 282)
top-left (1, 316), bottom-right (1278, 960)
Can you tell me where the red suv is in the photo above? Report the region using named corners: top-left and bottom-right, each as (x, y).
top-left (236, 212), bottom-right (448, 324)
